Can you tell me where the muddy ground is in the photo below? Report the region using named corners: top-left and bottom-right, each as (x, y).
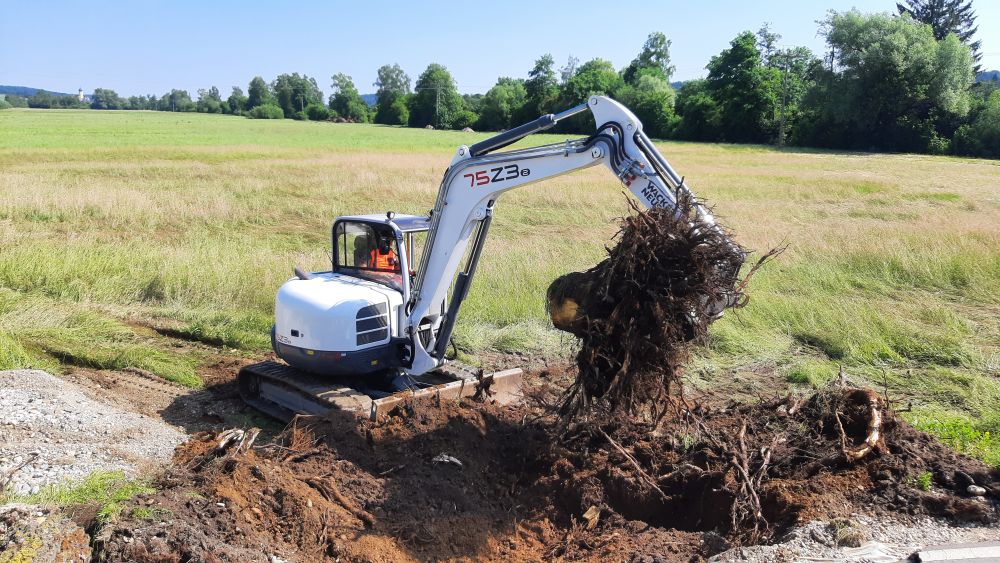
top-left (88, 366), bottom-right (998, 562)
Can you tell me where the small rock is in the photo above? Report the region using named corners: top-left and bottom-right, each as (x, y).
top-left (967, 485), bottom-right (987, 496)
top-left (810, 526), bottom-right (832, 546)
top-left (703, 530), bottom-right (730, 554)
top-left (954, 471), bottom-right (975, 489)
top-left (432, 453), bottom-right (463, 467)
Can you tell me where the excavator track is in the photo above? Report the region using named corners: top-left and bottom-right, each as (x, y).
top-left (237, 360), bottom-right (522, 422)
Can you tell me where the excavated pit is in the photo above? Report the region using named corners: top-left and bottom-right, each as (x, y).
top-left (97, 383), bottom-right (999, 562)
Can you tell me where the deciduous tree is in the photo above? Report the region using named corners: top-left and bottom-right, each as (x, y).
top-left (796, 10), bottom-right (974, 152)
top-left (246, 76), bottom-right (271, 111)
top-left (329, 73), bottom-right (369, 122)
top-left (622, 32), bottom-right (676, 85)
top-left (898, 0), bottom-right (982, 70)
top-left (227, 87), bottom-right (247, 114)
top-left (477, 77), bottom-right (527, 131)
top-left (706, 31), bottom-right (781, 143)
top-left (408, 63), bottom-right (464, 129)
top-left (91, 88), bottom-right (123, 110)
top-left (272, 73), bottom-right (323, 118)
top-left (520, 53), bottom-right (559, 120)
top-left (374, 64), bottom-right (411, 125)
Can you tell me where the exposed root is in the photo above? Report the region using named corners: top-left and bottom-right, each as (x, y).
top-left (547, 191), bottom-right (780, 420)
top-left (305, 477), bottom-right (376, 528)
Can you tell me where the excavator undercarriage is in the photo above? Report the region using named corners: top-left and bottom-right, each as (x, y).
top-left (237, 361), bottom-right (522, 422)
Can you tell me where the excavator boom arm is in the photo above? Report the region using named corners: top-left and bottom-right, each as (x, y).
top-left (403, 96), bottom-right (722, 376)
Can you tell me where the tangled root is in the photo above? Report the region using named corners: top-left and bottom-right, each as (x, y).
top-left (548, 191), bottom-right (775, 419)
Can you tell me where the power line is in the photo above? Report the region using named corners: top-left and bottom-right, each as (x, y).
top-left (415, 85), bottom-right (447, 127)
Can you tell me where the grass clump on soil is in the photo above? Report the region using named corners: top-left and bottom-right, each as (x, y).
top-left (906, 409), bottom-right (1000, 469)
top-left (17, 470), bottom-right (154, 524)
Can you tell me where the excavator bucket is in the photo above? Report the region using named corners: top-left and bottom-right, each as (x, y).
top-left (546, 271), bottom-right (594, 336)
top-left (238, 361), bottom-right (523, 423)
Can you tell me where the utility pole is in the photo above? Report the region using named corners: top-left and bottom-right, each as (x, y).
top-left (778, 59), bottom-right (789, 147)
top-left (774, 44), bottom-right (796, 147)
top-left (434, 88), bottom-right (441, 129)
top-left (416, 85), bottom-right (445, 128)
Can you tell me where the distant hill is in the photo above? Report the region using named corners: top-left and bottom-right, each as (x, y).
top-left (360, 93), bottom-right (377, 106)
top-left (976, 70), bottom-right (999, 84)
top-left (0, 85), bottom-right (77, 97)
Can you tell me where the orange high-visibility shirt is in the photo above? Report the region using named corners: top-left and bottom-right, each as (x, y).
top-left (369, 249), bottom-right (398, 271)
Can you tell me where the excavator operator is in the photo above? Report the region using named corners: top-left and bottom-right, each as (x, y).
top-left (370, 233), bottom-right (399, 272)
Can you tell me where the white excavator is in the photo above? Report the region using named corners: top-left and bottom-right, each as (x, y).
top-left (238, 95), bottom-right (741, 421)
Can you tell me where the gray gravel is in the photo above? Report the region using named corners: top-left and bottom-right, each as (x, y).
top-left (0, 369), bottom-right (184, 496)
top-left (711, 513), bottom-right (1000, 562)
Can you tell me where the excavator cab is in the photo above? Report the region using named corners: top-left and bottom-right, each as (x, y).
top-left (266, 214), bottom-right (429, 378)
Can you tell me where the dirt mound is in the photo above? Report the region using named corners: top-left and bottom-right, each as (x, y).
top-left (546, 194), bottom-right (766, 418)
top-left (98, 385), bottom-right (998, 562)
top-left (550, 387), bottom-right (999, 548)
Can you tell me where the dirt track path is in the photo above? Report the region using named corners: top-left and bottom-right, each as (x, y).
top-left (0, 369), bottom-right (185, 495)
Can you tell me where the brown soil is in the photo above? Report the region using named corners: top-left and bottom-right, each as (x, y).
top-left (1, 503), bottom-right (92, 562)
top-left (97, 378), bottom-right (998, 562)
top-left (65, 356), bottom-right (272, 436)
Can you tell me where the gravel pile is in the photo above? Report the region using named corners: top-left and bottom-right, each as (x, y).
top-left (711, 513), bottom-right (1000, 562)
top-left (0, 369), bottom-right (184, 496)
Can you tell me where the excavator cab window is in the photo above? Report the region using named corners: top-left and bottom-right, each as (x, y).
top-left (334, 221), bottom-right (403, 288)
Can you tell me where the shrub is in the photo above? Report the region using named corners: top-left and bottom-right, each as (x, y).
top-left (0, 99), bottom-right (11, 110)
top-left (305, 103), bottom-right (330, 121)
top-left (953, 91), bottom-right (1000, 158)
top-left (450, 109), bottom-right (479, 130)
top-left (246, 104), bottom-right (284, 120)
top-left (376, 96), bottom-right (409, 126)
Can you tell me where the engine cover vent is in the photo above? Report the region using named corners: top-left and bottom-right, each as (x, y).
top-left (356, 302), bottom-right (389, 346)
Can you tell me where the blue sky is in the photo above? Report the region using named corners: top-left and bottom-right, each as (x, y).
top-left (2, 0), bottom-right (997, 97)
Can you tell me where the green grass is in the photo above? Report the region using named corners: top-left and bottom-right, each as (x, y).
top-left (0, 288), bottom-right (201, 386)
top-left (6, 470), bottom-right (155, 524)
top-left (785, 358), bottom-right (839, 387)
top-left (130, 506), bottom-right (173, 520)
top-left (906, 409), bottom-right (1000, 469)
top-left (1, 108), bottom-right (998, 465)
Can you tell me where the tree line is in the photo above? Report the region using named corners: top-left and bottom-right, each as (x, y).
top-left (2, 1), bottom-right (996, 158)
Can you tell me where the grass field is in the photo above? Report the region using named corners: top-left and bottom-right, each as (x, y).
top-left (2, 108), bottom-right (999, 465)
